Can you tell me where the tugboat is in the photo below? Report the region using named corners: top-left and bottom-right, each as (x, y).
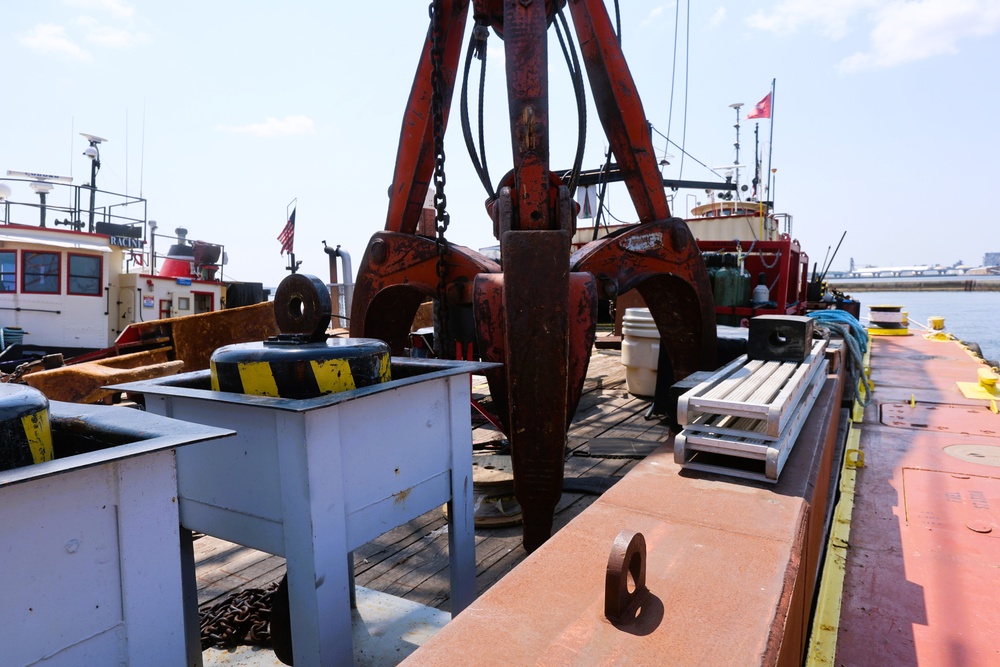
top-left (0, 134), bottom-right (229, 366)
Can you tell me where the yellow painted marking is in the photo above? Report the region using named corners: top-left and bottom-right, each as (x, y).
top-left (21, 409), bottom-right (53, 464)
top-left (909, 394), bottom-right (916, 408)
top-left (237, 361), bottom-right (281, 397)
top-left (310, 358), bottom-right (356, 394)
top-left (210, 361), bottom-right (220, 391)
top-left (806, 421), bottom-right (863, 666)
top-left (956, 381), bottom-right (1000, 401)
top-left (992, 400), bottom-right (998, 415)
top-left (379, 353), bottom-right (392, 383)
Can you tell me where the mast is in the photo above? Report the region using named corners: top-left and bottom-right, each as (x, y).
top-left (765, 78), bottom-right (776, 209)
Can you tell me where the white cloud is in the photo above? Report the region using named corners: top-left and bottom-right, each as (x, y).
top-left (709, 7), bottom-right (728, 28)
top-left (747, 0), bottom-right (880, 39)
top-left (64, 0), bottom-right (134, 19)
top-left (79, 19), bottom-right (149, 48)
top-left (748, 0), bottom-right (1000, 71)
top-left (216, 116), bottom-right (317, 138)
top-left (840, 0), bottom-right (1000, 71)
top-left (641, 7), bottom-right (665, 27)
top-left (20, 24), bottom-right (92, 61)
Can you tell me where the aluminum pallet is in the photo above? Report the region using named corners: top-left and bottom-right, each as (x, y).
top-left (675, 340), bottom-right (828, 482)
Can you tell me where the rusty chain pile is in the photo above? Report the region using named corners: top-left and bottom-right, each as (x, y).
top-left (200, 583), bottom-right (278, 650)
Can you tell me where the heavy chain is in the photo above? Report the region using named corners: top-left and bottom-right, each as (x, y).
top-left (200, 583), bottom-right (277, 650)
top-left (429, 0), bottom-right (451, 358)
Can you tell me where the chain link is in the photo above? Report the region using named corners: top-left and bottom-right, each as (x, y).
top-left (200, 583), bottom-right (277, 650)
top-left (429, 0), bottom-right (451, 358)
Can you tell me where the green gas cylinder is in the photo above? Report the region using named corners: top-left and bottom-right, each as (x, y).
top-left (713, 254), bottom-right (740, 326)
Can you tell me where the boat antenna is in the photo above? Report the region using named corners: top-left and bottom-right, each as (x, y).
top-left (140, 99), bottom-right (146, 198)
top-left (125, 108), bottom-right (129, 197)
top-left (765, 78), bottom-right (776, 209)
top-left (80, 133), bottom-right (107, 233)
top-left (678, 0), bottom-right (691, 180)
top-left (752, 124), bottom-right (760, 199)
top-left (819, 230), bottom-right (847, 283)
top-left (729, 102), bottom-right (743, 168)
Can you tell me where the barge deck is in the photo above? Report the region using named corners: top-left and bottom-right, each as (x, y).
top-left (195, 322), bottom-right (1000, 666)
top-left (818, 332), bottom-right (1000, 665)
top-left (195, 348), bottom-right (655, 662)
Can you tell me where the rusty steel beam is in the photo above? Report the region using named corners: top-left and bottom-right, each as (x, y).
top-left (571, 218), bottom-right (717, 379)
top-left (23, 348), bottom-right (185, 404)
top-left (354, 0), bottom-right (716, 554)
top-left (568, 0), bottom-right (670, 223)
top-left (472, 269), bottom-right (596, 435)
top-left (386, 0), bottom-right (471, 235)
top-left (497, 0), bottom-right (580, 552)
top-left (503, 0), bottom-right (551, 231)
top-left (350, 231), bottom-right (500, 354)
top-left (501, 229), bottom-right (571, 551)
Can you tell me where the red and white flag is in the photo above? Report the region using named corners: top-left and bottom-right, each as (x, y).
top-left (277, 208), bottom-right (295, 255)
top-left (746, 93), bottom-right (771, 120)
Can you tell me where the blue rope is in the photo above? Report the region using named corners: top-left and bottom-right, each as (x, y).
top-left (809, 309), bottom-right (868, 353)
top-left (809, 309), bottom-right (872, 406)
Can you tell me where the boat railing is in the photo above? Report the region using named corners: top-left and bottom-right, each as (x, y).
top-left (774, 212), bottom-right (793, 238)
top-left (0, 176), bottom-right (147, 239)
top-left (148, 229), bottom-right (227, 283)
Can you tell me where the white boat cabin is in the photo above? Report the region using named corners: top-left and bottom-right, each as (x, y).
top-left (0, 173), bottom-right (225, 356)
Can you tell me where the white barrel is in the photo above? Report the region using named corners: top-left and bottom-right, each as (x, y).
top-left (621, 308), bottom-right (660, 397)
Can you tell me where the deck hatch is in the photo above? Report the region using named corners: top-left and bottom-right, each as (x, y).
top-left (902, 468), bottom-right (1000, 537)
top-left (881, 401), bottom-right (1000, 438)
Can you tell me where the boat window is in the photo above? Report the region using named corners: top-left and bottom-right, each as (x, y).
top-left (22, 251), bottom-right (60, 294)
top-left (193, 292), bottom-right (213, 314)
top-left (0, 251), bottom-right (15, 293)
top-left (68, 253), bottom-right (102, 296)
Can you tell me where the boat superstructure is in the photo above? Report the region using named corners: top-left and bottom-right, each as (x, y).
top-left (0, 164), bottom-right (227, 361)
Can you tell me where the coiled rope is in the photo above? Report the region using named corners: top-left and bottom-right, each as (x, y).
top-left (809, 309), bottom-right (872, 407)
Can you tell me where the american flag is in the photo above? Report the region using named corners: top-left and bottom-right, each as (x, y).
top-left (278, 208), bottom-right (295, 255)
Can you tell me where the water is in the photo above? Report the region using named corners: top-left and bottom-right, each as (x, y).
top-left (847, 290), bottom-right (1000, 364)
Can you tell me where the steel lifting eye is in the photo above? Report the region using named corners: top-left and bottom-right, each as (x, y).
top-left (604, 529), bottom-right (647, 623)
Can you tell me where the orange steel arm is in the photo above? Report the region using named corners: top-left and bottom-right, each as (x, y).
top-left (385, 0), bottom-right (471, 234)
top-left (568, 0), bottom-right (670, 222)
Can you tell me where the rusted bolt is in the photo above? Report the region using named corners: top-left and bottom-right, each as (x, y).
top-left (600, 277), bottom-right (618, 298)
top-left (670, 223), bottom-right (688, 252)
top-left (371, 238), bottom-right (387, 265)
top-left (605, 529), bottom-right (647, 622)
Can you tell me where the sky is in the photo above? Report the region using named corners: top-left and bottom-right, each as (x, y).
top-left (2, 0), bottom-right (999, 289)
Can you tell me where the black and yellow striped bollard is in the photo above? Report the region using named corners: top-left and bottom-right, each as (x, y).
top-left (0, 383), bottom-right (53, 472)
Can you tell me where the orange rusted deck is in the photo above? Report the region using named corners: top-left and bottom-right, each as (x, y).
top-left (834, 333), bottom-right (1000, 665)
top-left (401, 351), bottom-right (846, 666)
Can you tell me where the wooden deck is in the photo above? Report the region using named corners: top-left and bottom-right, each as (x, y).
top-left (194, 347), bottom-right (669, 615)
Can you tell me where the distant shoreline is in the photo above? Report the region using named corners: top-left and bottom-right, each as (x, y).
top-left (829, 277), bottom-right (1000, 292)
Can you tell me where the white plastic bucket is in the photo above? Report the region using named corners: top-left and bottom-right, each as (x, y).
top-left (621, 308), bottom-right (660, 397)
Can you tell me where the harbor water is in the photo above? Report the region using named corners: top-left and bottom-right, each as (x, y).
top-left (846, 290), bottom-right (999, 364)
